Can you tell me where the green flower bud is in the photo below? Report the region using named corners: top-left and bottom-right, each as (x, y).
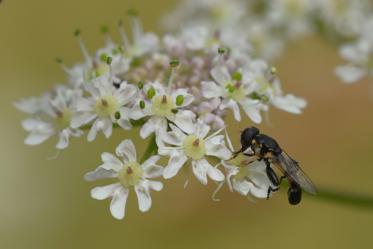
top-left (232, 71), bottom-right (242, 81)
top-left (170, 59), bottom-right (180, 68)
top-left (100, 25), bottom-right (109, 34)
top-left (147, 87), bottom-right (156, 99)
top-left (138, 81), bottom-right (144, 89)
top-left (176, 95), bottom-right (184, 106)
top-left (100, 53), bottom-right (108, 63)
top-left (115, 111), bottom-right (121, 120)
top-left (225, 84), bottom-right (235, 93)
top-left (74, 29), bottom-right (81, 37)
top-left (106, 56), bottom-right (112, 65)
top-left (139, 100), bottom-right (145, 109)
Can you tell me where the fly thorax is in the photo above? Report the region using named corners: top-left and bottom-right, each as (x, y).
top-left (151, 95), bottom-right (175, 117)
top-left (95, 95), bottom-right (120, 118)
top-left (118, 162), bottom-right (143, 188)
top-left (183, 135), bottom-right (206, 160)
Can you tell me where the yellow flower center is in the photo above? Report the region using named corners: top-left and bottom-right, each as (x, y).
top-left (95, 95), bottom-right (119, 117)
top-left (226, 83), bottom-right (246, 101)
top-left (151, 95), bottom-right (175, 117)
top-left (183, 135), bottom-right (206, 160)
top-left (118, 162), bottom-right (143, 188)
top-left (55, 108), bottom-right (72, 130)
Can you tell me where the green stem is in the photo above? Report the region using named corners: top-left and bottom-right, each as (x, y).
top-left (140, 133), bottom-right (158, 163)
top-left (280, 182), bottom-right (373, 209)
top-left (307, 187), bottom-right (373, 209)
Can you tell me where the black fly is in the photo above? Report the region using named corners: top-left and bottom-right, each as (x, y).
top-left (234, 127), bottom-right (316, 205)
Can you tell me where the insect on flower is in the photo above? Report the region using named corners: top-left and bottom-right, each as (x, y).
top-left (233, 127), bottom-right (317, 205)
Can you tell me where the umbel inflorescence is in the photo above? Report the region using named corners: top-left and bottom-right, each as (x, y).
top-left (16, 0), bottom-right (372, 219)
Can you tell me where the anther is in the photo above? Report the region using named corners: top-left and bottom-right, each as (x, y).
top-left (126, 167), bottom-right (133, 174)
top-left (101, 99), bottom-right (108, 107)
top-left (193, 139), bottom-right (200, 147)
top-left (162, 95), bottom-right (167, 104)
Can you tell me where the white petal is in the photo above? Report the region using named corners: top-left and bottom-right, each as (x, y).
top-left (239, 99), bottom-right (262, 123)
top-left (192, 159), bottom-right (209, 185)
top-left (135, 182), bottom-right (152, 212)
top-left (335, 65), bottom-right (366, 84)
top-left (71, 113), bottom-right (96, 128)
top-left (75, 98), bottom-right (94, 112)
top-left (205, 135), bottom-right (231, 160)
top-left (195, 120), bottom-right (210, 138)
top-left (115, 84), bottom-right (137, 105)
top-left (147, 180), bottom-right (163, 191)
top-left (211, 66), bottom-right (231, 86)
top-left (84, 167), bottom-right (118, 181)
top-left (91, 183), bottom-right (121, 200)
top-left (130, 104), bottom-right (146, 120)
top-left (139, 118), bottom-right (157, 139)
top-left (272, 95), bottom-right (307, 114)
top-left (220, 99), bottom-right (241, 121)
top-left (102, 119), bottom-right (113, 138)
top-left (56, 130), bottom-right (70, 149)
top-left (232, 179), bottom-right (252, 196)
top-left (101, 152), bottom-right (123, 171)
top-left (163, 151), bottom-right (188, 179)
top-left (117, 119), bottom-right (132, 130)
top-left (116, 139), bottom-right (137, 162)
top-left (201, 81), bottom-right (223, 98)
top-left (87, 120), bottom-right (100, 142)
top-left (110, 187), bottom-right (129, 220)
top-left (25, 133), bottom-right (52, 145)
top-left (172, 110), bottom-right (196, 134)
top-left (142, 155), bottom-right (163, 178)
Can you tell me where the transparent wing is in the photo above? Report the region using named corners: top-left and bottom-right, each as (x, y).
top-left (274, 152), bottom-right (317, 195)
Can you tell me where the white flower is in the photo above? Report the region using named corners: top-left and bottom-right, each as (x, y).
top-left (202, 64), bottom-right (263, 123)
top-left (247, 60), bottom-right (306, 114)
top-left (71, 75), bottom-right (137, 142)
top-left (222, 154), bottom-right (274, 199)
top-left (214, 130), bottom-right (274, 200)
top-left (118, 13), bottom-right (159, 58)
top-left (17, 86), bottom-right (83, 149)
top-left (336, 29), bottom-right (373, 84)
top-left (131, 82), bottom-right (195, 145)
top-left (159, 120), bottom-right (230, 185)
top-left (85, 139), bottom-right (164, 220)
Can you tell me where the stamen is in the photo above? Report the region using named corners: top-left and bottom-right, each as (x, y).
top-left (55, 57), bottom-right (70, 74)
top-left (168, 59), bottom-right (179, 91)
top-left (101, 99), bottom-right (108, 107)
top-left (217, 47), bottom-right (228, 65)
top-left (162, 95), bottom-right (167, 104)
top-left (117, 19), bottom-right (130, 50)
top-left (193, 139), bottom-right (200, 147)
top-left (74, 29), bottom-right (92, 65)
top-left (100, 25), bottom-right (113, 46)
top-left (128, 9), bottom-right (142, 43)
top-left (126, 167), bottom-right (133, 174)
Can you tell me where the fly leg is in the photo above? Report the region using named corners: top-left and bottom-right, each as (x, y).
top-left (264, 159), bottom-right (280, 200)
top-left (279, 175), bottom-right (287, 184)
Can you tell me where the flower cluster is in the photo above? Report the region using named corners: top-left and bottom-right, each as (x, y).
top-left (164, 0), bottom-right (373, 85)
top-left (16, 11), bottom-right (307, 219)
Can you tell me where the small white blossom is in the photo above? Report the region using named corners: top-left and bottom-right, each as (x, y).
top-left (71, 75), bottom-right (137, 141)
top-left (159, 120), bottom-right (230, 185)
top-left (131, 82), bottom-right (195, 145)
top-left (85, 139), bottom-right (164, 220)
top-left (202, 64), bottom-right (263, 123)
top-left (16, 86), bottom-right (83, 149)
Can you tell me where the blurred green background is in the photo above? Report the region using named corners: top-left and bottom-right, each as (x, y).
top-left (1, 0), bottom-right (373, 248)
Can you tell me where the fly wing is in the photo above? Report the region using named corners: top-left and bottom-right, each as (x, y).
top-left (274, 152), bottom-right (317, 195)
